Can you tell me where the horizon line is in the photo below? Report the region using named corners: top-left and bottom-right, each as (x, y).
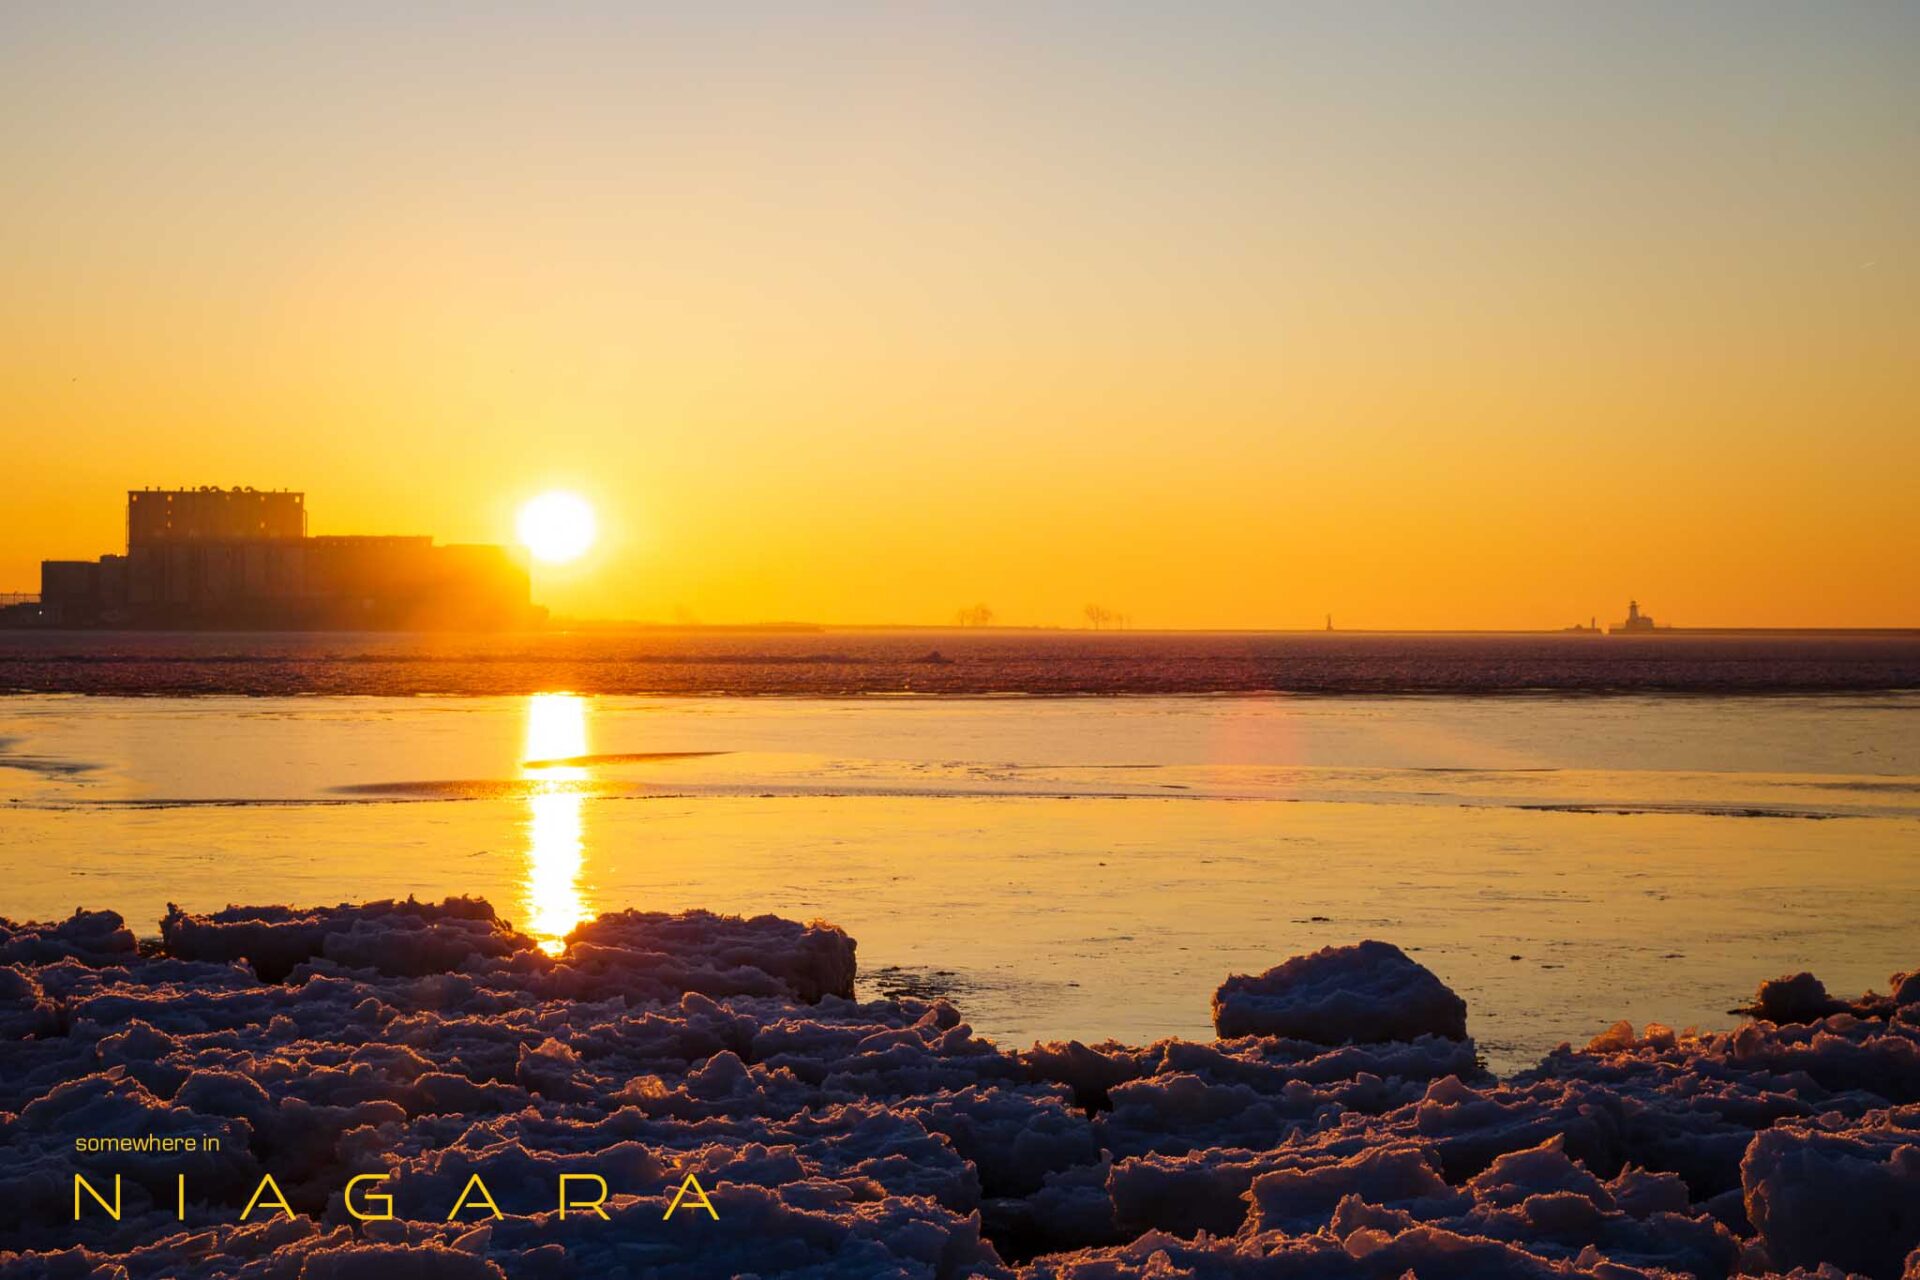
top-left (540, 620), bottom-right (1920, 637)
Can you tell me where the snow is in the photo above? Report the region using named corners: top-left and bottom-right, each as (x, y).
top-left (1211, 940), bottom-right (1470, 1044)
top-left (1742, 1106), bottom-right (1920, 1279)
top-left (2, 901), bottom-right (1916, 1278)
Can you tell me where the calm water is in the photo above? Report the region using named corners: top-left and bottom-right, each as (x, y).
top-left (4, 675), bottom-right (1916, 1072)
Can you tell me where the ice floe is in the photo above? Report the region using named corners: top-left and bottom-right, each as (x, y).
top-left (2, 903), bottom-right (1916, 1278)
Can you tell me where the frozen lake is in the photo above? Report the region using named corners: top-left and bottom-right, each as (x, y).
top-left (4, 690), bottom-right (1917, 1071)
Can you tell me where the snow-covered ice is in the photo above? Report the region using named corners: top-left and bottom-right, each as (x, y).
top-left (3, 902), bottom-right (1917, 1278)
top-left (1211, 941), bottom-right (1470, 1045)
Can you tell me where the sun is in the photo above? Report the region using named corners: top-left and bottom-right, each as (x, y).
top-left (517, 491), bottom-right (597, 564)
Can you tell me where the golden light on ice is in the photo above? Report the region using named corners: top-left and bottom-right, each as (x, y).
top-left (516, 491), bottom-right (597, 564)
top-left (521, 692), bottom-right (593, 955)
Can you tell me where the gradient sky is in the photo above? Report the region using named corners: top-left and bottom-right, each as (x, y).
top-left (2, 2), bottom-right (1915, 627)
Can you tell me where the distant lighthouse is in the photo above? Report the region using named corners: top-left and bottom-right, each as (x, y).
top-left (1615, 600), bottom-right (1659, 633)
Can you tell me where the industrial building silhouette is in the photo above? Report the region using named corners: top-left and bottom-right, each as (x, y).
top-left (28, 488), bottom-right (537, 630)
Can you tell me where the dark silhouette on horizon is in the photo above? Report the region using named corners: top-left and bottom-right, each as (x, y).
top-left (1615, 599), bottom-right (1664, 634)
top-left (12, 487), bottom-right (539, 631)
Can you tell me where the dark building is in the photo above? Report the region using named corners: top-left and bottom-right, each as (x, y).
top-left (31, 488), bottom-right (539, 630)
top-left (127, 487), bottom-right (306, 545)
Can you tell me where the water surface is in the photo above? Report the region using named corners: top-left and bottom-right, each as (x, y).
top-left (5, 690), bottom-right (1915, 1071)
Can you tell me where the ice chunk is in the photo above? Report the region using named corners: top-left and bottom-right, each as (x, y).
top-left (2, 897), bottom-right (1914, 1280)
top-left (0, 908), bottom-right (139, 967)
top-left (1245, 1143), bottom-right (1464, 1234)
top-left (1211, 940), bottom-right (1469, 1044)
top-left (161, 897), bottom-right (519, 982)
top-left (0, 966), bottom-right (59, 1039)
top-left (1742, 1107), bottom-right (1920, 1279)
top-left (1746, 972), bottom-right (1849, 1025)
top-left (293, 1242), bottom-right (508, 1280)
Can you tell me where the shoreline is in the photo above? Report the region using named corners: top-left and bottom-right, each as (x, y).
top-left (3, 897), bottom-right (1916, 1278)
top-left (5, 630), bottom-right (1920, 700)
top-left (7, 624), bottom-right (1920, 636)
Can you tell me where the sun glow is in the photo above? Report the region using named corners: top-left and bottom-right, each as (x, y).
top-left (516, 491), bottom-right (597, 564)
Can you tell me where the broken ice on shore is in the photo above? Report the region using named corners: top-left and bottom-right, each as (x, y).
top-left (2, 898), bottom-right (1917, 1279)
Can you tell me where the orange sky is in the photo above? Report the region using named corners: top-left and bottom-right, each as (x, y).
top-left (2, 5), bottom-right (1915, 628)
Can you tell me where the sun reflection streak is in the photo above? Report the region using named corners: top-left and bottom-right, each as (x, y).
top-left (521, 693), bottom-right (593, 954)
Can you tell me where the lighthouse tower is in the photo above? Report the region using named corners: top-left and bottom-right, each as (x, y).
top-left (1615, 600), bottom-right (1658, 633)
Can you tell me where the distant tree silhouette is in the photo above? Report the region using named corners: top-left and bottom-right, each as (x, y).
top-left (954, 603), bottom-right (995, 627)
top-left (1083, 603), bottom-right (1130, 630)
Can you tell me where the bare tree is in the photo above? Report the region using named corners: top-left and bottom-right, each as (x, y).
top-left (954, 603), bottom-right (995, 628)
top-left (1083, 603), bottom-right (1129, 630)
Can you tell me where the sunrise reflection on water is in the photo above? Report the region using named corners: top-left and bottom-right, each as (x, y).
top-left (521, 693), bottom-right (593, 953)
top-left (4, 691), bottom-right (1919, 1070)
